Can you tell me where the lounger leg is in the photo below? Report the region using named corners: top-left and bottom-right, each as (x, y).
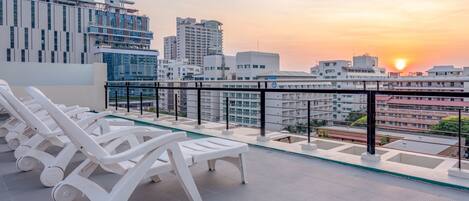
top-left (239, 153), bottom-right (247, 184)
top-left (14, 134), bottom-right (44, 159)
top-left (150, 175), bottom-right (162, 183)
top-left (168, 144), bottom-right (202, 201)
top-left (41, 144), bottom-right (77, 187)
top-left (208, 160), bottom-right (217, 171)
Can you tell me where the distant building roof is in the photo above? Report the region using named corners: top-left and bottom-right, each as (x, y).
top-left (257, 71), bottom-right (312, 77)
top-left (427, 65), bottom-right (463, 73)
top-left (318, 126), bottom-right (458, 155)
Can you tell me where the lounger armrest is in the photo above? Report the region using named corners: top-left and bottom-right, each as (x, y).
top-left (27, 103), bottom-right (43, 113)
top-left (75, 111), bottom-right (111, 127)
top-left (94, 127), bottom-right (163, 143)
top-left (99, 132), bottom-right (186, 164)
top-left (37, 129), bottom-right (64, 138)
top-left (61, 105), bottom-right (80, 113)
top-left (65, 107), bottom-right (90, 118)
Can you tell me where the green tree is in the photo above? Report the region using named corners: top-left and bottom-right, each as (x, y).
top-left (351, 116), bottom-right (367, 127)
top-left (431, 116), bottom-right (469, 137)
top-left (346, 111), bottom-right (366, 126)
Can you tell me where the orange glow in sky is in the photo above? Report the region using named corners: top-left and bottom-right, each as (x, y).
top-left (135, 0), bottom-right (469, 73)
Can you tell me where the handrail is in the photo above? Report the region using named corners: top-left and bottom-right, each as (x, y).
top-left (106, 76), bottom-right (469, 84)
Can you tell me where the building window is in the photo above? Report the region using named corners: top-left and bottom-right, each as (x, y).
top-left (88, 9), bottom-right (92, 22)
top-left (83, 34), bottom-right (87, 52)
top-left (51, 51), bottom-right (55, 63)
top-left (81, 53), bottom-right (85, 64)
top-left (66, 32), bottom-right (70, 52)
top-left (6, 49), bottom-right (11, 62)
top-left (24, 28), bottom-right (29, 49)
top-left (63, 52), bottom-right (67, 63)
top-left (0, 0), bottom-right (3, 26)
top-left (54, 31), bottom-right (58, 51)
top-left (41, 30), bottom-right (46, 50)
top-left (38, 51), bottom-right (42, 63)
top-left (47, 4), bottom-right (52, 30)
top-left (10, 27), bottom-right (14, 48)
top-left (31, 1), bottom-right (36, 28)
top-left (21, 50), bottom-right (25, 62)
top-left (63, 6), bottom-right (67, 31)
top-left (77, 8), bottom-right (82, 33)
top-left (13, 0), bottom-right (18, 26)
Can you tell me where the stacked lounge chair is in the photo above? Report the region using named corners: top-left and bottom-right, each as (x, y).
top-left (0, 79), bottom-right (249, 201)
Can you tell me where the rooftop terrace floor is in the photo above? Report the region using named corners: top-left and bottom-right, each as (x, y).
top-left (1, 143), bottom-right (469, 201)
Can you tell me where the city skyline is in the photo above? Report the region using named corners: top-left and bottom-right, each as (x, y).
top-left (137, 0), bottom-right (469, 73)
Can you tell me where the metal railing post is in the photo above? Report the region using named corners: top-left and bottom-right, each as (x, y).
top-left (140, 92), bottom-right (143, 116)
top-left (197, 88), bottom-right (201, 126)
top-left (363, 81), bottom-right (366, 90)
top-left (366, 91), bottom-right (376, 155)
top-left (104, 82), bottom-right (108, 109)
top-left (458, 109), bottom-right (462, 169)
top-left (126, 82), bottom-right (130, 113)
top-left (155, 82), bottom-right (159, 119)
top-left (260, 90), bottom-right (266, 137)
top-left (307, 100), bottom-right (311, 144)
top-left (114, 91), bottom-right (118, 111)
top-left (226, 97), bottom-right (229, 130)
top-left (175, 93), bottom-right (178, 121)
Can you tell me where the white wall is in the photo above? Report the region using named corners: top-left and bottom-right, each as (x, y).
top-left (0, 62), bottom-right (107, 111)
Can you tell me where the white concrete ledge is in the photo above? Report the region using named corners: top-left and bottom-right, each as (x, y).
top-left (257, 136), bottom-right (271, 142)
top-left (222, 129), bottom-right (234, 135)
top-left (194, 124), bottom-right (205, 129)
top-left (449, 168), bottom-right (469, 180)
top-left (361, 152), bottom-right (381, 162)
top-left (301, 143), bottom-right (318, 151)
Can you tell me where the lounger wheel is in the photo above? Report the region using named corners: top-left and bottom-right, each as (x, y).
top-left (14, 145), bottom-right (29, 159)
top-left (16, 156), bottom-right (37, 171)
top-left (52, 183), bottom-right (80, 201)
top-left (41, 167), bottom-right (65, 187)
top-left (7, 138), bottom-right (20, 150)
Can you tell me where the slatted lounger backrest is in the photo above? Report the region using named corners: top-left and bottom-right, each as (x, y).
top-left (26, 87), bottom-right (110, 161)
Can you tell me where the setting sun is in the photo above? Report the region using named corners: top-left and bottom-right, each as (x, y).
top-left (394, 59), bottom-right (407, 71)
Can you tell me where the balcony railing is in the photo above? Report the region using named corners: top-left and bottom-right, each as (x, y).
top-left (105, 80), bottom-right (469, 171)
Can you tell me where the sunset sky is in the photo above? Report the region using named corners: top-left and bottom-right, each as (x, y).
top-left (135, 0), bottom-right (469, 73)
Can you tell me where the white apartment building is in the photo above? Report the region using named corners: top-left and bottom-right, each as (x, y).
top-left (157, 59), bottom-right (202, 114)
top-left (176, 17), bottom-right (223, 66)
top-left (163, 36), bottom-right (177, 60)
top-left (187, 51), bottom-right (333, 131)
top-left (427, 65), bottom-right (465, 77)
top-left (256, 72), bottom-right (332, 131)
top-left (186, 55), bottom-right (236, 122)
top-left (311, 54), bottom-right (386, 121)
top-left (377, 66), bottom-right (469, 132)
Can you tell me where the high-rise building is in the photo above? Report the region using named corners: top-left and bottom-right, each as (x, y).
top-left (0, 0), bottom-right (158, 89)
top-left (164, 36), bottom-right (177, 60)
top-left (176, 17), bottom-right (223, 66)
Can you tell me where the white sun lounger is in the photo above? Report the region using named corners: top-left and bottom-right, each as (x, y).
top-left (0, 86), bottom-right (148, 187)
top-left (0, 81), bottom-right (95, 151)
top-left (28, 86), bottom-right (203, 201)
top-left (29, 87), bottom-right (250, 201)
